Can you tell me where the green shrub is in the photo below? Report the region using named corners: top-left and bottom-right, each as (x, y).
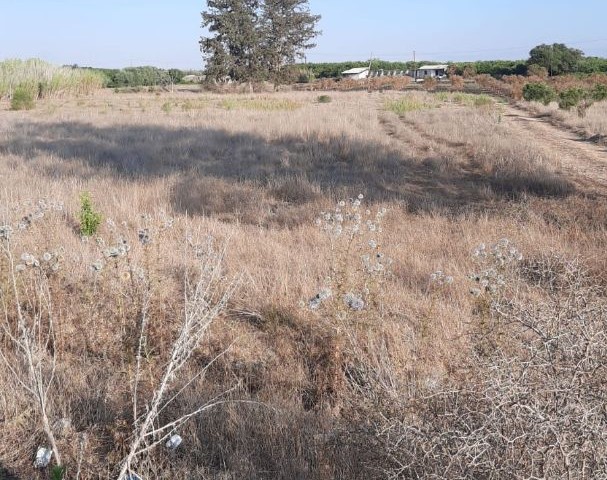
top-left (10, 86), bottom-right (35, 110)
top-left (558, 88), bottom-right (586, 110)
top-left (385, 97), bottom-right (434, 114)
top-left (79, 191), bottom-right (102, 237)
top-left (317, 95), bottom-right (332, 103)
top-left (51, 466), bottom-right (65, 480)
top-left (591, 84), bottom-right (607, 102)
top-left (473, 94), bottom-right (493, 107)
top-left (522, 82), bottom-right (556, 105)
top-left (220, 98), bottom-right (300, 111)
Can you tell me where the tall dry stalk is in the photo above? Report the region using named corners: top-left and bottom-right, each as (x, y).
top-left (0, 236), bottom-right (62, 468)
top-left (118, 237), bottom-right (237, 479)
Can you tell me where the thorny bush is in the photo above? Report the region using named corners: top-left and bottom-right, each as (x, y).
top-left (378, 246), bottom-right (607, 479)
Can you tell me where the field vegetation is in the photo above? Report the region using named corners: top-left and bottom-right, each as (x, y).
top-left (475, 72), bottom-right (607, 141)
top-left (524, 100), bottom-right (607, 141)
top-left (0, 59), bottom-right (104, 104)
top-left (1, 88), bottom-right (606, 479)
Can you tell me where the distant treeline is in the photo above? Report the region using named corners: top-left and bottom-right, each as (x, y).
top-left (300, 57), bottom-right (607, 79)
top-left (77, 66), bottom-right (203, 88)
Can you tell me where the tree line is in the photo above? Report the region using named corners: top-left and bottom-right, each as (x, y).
top-left (299, 55), bottom-right (607, 81)
top-left (79, 67), bottom-right (200, 88)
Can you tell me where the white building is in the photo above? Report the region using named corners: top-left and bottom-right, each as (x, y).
top-left (341, 67), bottom-right (370, 80)
top-left (182, 74), bottom-right (205, 83)
top-left (415, 64), bottom-right (449, 79)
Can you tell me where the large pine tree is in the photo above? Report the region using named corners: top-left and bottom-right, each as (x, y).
top-left (200, 0), bottom-right (263, 82)
top-left (200, 0), bottom-right (320, 82)
top-left (260, 0), bottom-right (321, 81)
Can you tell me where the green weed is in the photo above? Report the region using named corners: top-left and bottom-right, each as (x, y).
top-left (220, 97), bottom-right (300, 111)
top-left (79, 191), bottom-right (102, 237)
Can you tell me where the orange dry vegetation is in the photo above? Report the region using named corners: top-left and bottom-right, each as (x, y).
top-left (1, 89), bottom-right (606, 479)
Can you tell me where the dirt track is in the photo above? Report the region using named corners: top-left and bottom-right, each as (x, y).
top-left (502, 105), bottom-right (607, 193)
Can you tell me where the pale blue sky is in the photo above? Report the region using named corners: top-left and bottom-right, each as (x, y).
top-left (1, 0), bottom-right (605, 68)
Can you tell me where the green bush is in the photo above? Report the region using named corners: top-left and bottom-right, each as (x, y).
top-left (558, 88), bottom-right (586, 110)
top-left (51, 466), bottom-right (66, 480)
top-left (473, 94), bottom-right (493, 107)
top-left (591, 84), bottom-right (607, 102)
top-left (10, 86), bottom-right (35, 110)
top-left (79, 191), bottom-right (102, 237)
top-left (522, 82), bottom-right (556, 105)
top-left (317, 95), bottom-right (332, 103)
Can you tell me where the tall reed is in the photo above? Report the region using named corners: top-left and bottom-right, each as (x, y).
top-left (0, 58), bottom-right (105, 100)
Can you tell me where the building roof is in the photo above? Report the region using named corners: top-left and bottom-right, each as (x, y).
top-left (342, 67), bottom-right (369, 75)
top-left (417, 64), bottom-right (449, 70)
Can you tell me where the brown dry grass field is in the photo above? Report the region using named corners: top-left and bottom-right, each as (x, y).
top-left (1, 88), bottom-right (607, 479)
top-left (523, 99), bottom-right (607, 141)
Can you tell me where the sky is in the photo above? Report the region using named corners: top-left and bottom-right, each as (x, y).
top-left (0, 0), bottom-right (606, 69)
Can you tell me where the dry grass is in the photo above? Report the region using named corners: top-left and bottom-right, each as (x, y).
top-left (523, 99), bottom-right (607, 141)
top-left (0, 89), bottom-right (606, 479)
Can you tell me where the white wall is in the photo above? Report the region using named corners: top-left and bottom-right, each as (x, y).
top-left (343, 71), bottom-right (369, 80)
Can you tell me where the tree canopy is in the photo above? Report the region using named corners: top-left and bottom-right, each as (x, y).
top-left (528, 43), bottom-right (584, 76)
top-left (200, 0), bottom-right (320, 82)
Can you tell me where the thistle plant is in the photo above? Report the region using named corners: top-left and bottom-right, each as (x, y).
top-left (469, 238), bottom-right (523, 298)
top-left (0, 225), bottom-right (63, 470)
top-left (311, 195), bottom-right (390, 322)
top-left (469, 238), bottom-right (523, 354)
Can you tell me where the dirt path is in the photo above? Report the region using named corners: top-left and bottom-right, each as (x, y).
top-left (502, 105), bottom-right (607, 193)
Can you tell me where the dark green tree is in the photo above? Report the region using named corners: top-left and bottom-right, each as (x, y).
top-left (260, 0), bottom-right (321, 81)
top-left (200, 0), bottom-right (263, 82)
top-left (200, 0), bottom-right (320, 82)
top-left (528, 43), bottom-right (584, 76)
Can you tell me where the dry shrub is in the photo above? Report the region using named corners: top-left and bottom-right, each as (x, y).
top-left (267, 175), bottom-right (321, 204)
top-left (462, 65), bottom-right (476, 79)
top-left (502, 75), bottom-right (527, 100)
top-left (475, 72), bottom-right (607, 106)
top-left (172, 176), bottom-right (268, 224)
top-left (192, 403), bottom-right (379, 480)
top-left (422, 77), bottom-right (437, 91)
top-left (305, 76), bottom-right (413, 93)
top-left (449, 74), bottom-right (464, 91)
top-left (377, 253), bottom-right (607, 479)
top-left (368, 76), bottom-right (412, 91)
top-left (202, 81), bottom-right (276, 95)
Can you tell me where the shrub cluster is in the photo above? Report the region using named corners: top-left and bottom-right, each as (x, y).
top-left (522, 82), bottom-right (556, 105)
top-left (10, 86), bottom-right (35, 110)
top-left (92, 67), bottom-right (192, 88)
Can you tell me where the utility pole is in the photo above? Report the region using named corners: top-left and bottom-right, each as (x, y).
top-left (413, 50), bottom-right (417, 81)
